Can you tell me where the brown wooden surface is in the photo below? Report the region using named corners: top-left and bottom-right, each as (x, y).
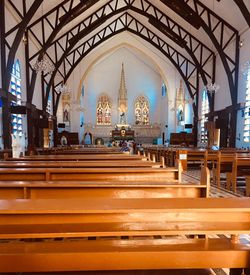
top-left (211, 152), bottom-right (250, 189)
top-left (231, 154), bottom-right (250, 192)
top-left (0, 238), bottom-right (249, 272)
top-left (0, 197), bottom-right (249, 238)
top-left (0, 167), bottom-right (178, 181)
top-left (0, 197), bottom-right (249, 271)
top-left (6, 154), bottom-right (147, 161)
top-left (0, 160), bottom-right (160, 168)
top-left (0, 180), bottom-right (208, 199)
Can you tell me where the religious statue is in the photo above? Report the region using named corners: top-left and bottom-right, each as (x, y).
top-left (63, 103), bottom-right (70, 122)
top-left (120, 112), bottom-right (126, 124)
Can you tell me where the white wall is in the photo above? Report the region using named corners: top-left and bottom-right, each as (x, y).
top-left (83, 47), bottom-right (162, 126)
top-left (62, 32), bottom-right (193, 143)
top-left (236, 28), bottom-right (250, 148)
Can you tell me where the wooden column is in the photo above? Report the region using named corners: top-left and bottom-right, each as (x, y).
top-left (0, 0), bottom-right (11, 148)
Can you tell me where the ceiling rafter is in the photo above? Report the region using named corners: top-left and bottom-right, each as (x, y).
top-left (29, 0), bottom-right (214, 73)
top-left (178, 0), bottom-right (240, 106)
top-left (27, 0), bottom-right (215, 106)
top-left (43, 13), bottom-right (199, 115)
top-left (233, 0), bottom-right (250, 27)
top-left (2, 0), bottom-right (43, 94)
top-left (27, 0), bottom-right (102, 102)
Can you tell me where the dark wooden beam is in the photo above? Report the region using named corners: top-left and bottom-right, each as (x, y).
top-left (148, 15), bottom-right (209, 86)
top-left (5, 0), bottom-right (43, 94)
top-left (28, 0), bottom-right (102, 104)
top-left (160, 0), bottom-right (202, 29)
top-left (0, 0), bottom-right (11, 149)
top-left (233, 0), bottom-right (250, 27)
top-left (28, 0), bottom-right (214, 112)
top-left (44, 13), bottom-right (198, 111)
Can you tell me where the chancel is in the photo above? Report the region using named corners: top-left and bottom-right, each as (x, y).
top-left (0, 1), bottom-right (250, 274)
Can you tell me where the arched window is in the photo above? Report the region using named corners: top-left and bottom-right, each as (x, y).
top-left (201, 90), bottom-right (209, 143)
top-left (244, 67), bottom-right (250, 142)
top-left (46, 93), bottom-right (52, 115)
top-left (162, 83), bottom-right (167, 97)
top-left (96, 94), bottom-right (111, 125)
top-left (10, 60), bottom-right (22, 137)
top-left (135, 96), bottom-right (149, 125)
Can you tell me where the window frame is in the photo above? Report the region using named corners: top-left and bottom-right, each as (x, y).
top-left (243, 66), bottom-right (250, 143)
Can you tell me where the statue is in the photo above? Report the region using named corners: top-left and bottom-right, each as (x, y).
top-left (119, 112), bottom-right (126, 125)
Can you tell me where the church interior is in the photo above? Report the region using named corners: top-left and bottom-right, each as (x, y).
top-left (0, 0), bottom-right (250, 274)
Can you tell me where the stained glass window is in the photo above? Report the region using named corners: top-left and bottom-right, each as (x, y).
top-left (10, 60), bottom-right (22, 137)
top-left (135, 96), bottom-right (149, 125)
top-left (244, 67), bottom-right (250, 142)
top-left (96, 95), bottom-right (111, 125)
top-left (201, 90), bottom-right (209, 143)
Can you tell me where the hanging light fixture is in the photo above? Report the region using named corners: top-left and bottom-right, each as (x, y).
top-left (55, 83), bottom-right (68, 94)
top-left (206, 82), bottom-right (220, 94)
top-left (33, 55), bottom-right (55, 75)
top-left (205, 0), bottom-right (220, 95)
top-left (32, 2), bottom-right (55, 75)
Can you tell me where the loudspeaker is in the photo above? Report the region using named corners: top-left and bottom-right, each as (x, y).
top-left (38, 118), bottom-right (49, 128)
top-left (58, 123), bottom-right (65, 128)
top-left (10, 105), bottom-right (26, 114)
top-left (185, 124), bottom-right (193, 129)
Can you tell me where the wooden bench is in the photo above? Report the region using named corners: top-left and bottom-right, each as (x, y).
top-left (0, 167), bottom-right (178, 182)
top-left (0, 179), bottom-right (209, 199)
top-left (246, 176), bottom-right (250, 197)
top-left (209, 152), bottom-right (250, 191)
top-left (0, 197), bottom-right (249, 272)
top-left (0, 159), bottom-right (160, 168)
top-left (6, 153), bottom-right (147, 162)
top-left (35, 146), bottom-right (122, 155)
top-left (230, 154), bottom-right (250, 192)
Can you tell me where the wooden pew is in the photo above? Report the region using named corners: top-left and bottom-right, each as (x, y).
top-left (35, 146), bottom-right (122, 155)
top-left (210, 152), bottom-right (250, 190)
top-left (0, 160), bottom-right (160, 168)
top-left (6, 154), bottom-right (147, 162)
top-left (246, 176), bottom-right (250, 196)
top-left (229, 154), bottom-right (250, 192)
top-left (0, 167), bottom-right (178, 182)
top-left (0, 197), bottom-right (249, 272)
top-left (0, 181), bottom-right (209, 199)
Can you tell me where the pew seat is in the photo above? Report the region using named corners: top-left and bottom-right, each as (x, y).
top-left (0, 160), bottom-right (161, 168)
top-left (0, 167), bottom-right (178, 181)
top-left (0, 180), bottom-right (209, 199)
top-left (0, 197), bottom-right (249, 272)
top-left (0, 238), bottom-right (249, 272)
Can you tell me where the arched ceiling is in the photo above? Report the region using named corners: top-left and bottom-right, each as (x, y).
top-left (0, 0), bottom-right (248, 149)
top-left (75, 39), bottom-right (172, 100)
top-left (3, 0), bottom-right (250, 111)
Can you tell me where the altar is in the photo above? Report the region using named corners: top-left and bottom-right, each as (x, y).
top-left (111, 126), bottom-right (134, 140)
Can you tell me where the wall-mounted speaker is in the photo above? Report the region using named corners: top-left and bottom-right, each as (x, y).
top-left (185, 124), bottom-right (193, 129)
top-left (58, 123), bottom-right (65, 128)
